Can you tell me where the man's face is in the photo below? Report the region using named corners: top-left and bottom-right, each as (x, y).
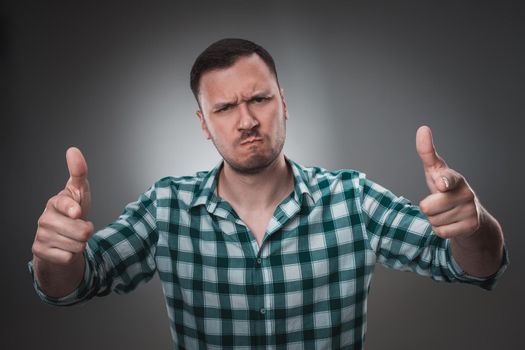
top-left (196, 53), bottom-right (288, 174)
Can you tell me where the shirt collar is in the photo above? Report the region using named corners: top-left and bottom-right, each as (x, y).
top-left (189, 160), bottom-right (223, 213)
top-left (189, 157), bottom-right (315, 213)
top-left (287, 158), bottom-right (315, 206)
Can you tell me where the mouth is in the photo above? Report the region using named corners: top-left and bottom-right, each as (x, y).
top-left (240, 137), bottom-right (263, 145)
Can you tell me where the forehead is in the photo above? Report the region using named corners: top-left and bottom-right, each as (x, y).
top-left (198, 54), bottom-right (278, 105)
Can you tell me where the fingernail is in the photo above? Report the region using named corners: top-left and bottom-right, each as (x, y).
top-left (68, 207), bottom-right (76, 217)
top-left (442, 176), bottom-right (450, 189)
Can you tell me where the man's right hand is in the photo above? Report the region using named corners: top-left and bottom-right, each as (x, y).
top-left (31, 147), bottom-right (94, 296)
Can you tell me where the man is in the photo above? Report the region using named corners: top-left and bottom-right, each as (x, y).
top-left (30, 38), bottom-right (508, 349)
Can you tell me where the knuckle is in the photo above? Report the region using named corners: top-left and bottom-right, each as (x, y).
top-left (31, 243), bottom-right (39, 256)
top-left (31, 243), bottom-right (44, 257)
top-left (80, 222), bottom-right (94, 241)
top-left (37, 215), bottom-right (48, 227)
top-left (35, 228), bottom-right (48, 241)
top-left (46, 196), bottom-right (56, 208)
top-left (461, 188), bottom-right (475, 201)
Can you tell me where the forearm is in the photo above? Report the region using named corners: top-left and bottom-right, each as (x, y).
top-left (450, 207), bottom-right (504, 278)
top-left (33, 253), bottom-right (86, 298)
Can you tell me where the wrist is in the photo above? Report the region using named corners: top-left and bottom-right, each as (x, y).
top-left (33, 253), bottom-right (86, 298)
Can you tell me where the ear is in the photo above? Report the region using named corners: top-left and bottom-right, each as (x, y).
top-left (280, 88), bottom-right (288, 120)
top-left (196, 110), bottom-right (211, 140)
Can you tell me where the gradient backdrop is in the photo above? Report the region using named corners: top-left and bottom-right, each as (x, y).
top-left (2, 1), bottom-right (524, 349)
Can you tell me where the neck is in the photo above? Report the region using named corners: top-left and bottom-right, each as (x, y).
top-left (218, 154), bottom-right (293, 210)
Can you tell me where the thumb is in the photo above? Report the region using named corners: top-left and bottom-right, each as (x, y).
top-left (65, 147), bottom-right (89, 202)
top-left (416, 125), bottom-right (446, 170)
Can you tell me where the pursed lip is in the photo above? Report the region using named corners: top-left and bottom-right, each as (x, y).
top-left (240, 137), bottom-right (263, 145)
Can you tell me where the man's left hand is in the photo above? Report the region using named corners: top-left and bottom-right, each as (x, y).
top-left (416, 125), bottom-right (481, 239)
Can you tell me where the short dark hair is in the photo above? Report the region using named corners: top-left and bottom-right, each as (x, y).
top-left (190, 38), bottom-right (279, 104)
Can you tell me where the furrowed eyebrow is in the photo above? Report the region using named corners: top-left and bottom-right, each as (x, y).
top-left (211, 91), bottom-right (274, 111)
top-left (212, 101), bottom-right (236, 111)
top-left (247, 93), bottom-right (273, 101)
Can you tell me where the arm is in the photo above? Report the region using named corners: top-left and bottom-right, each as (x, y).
top-left (416, 126), bottom-right (506, 278)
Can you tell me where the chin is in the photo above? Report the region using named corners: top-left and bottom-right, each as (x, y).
top-left (227, 153), bottom-right (279, 175)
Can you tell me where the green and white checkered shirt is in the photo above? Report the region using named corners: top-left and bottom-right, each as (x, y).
top-left (29, 159), bottom-right (508, 349)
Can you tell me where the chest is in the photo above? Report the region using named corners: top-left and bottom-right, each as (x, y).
top-left (156, 204), bottom-right (373, 288)
top-left (234, 207), bottom-right (274, 247)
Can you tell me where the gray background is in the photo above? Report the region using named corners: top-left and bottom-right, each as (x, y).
top-left (2, 1), bottom-right (524, 349)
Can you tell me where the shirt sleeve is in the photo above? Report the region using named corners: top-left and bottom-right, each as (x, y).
top-left (359, 175), bottom-right (508, 291)
top-left (28, 184), bottom-right (160, 306)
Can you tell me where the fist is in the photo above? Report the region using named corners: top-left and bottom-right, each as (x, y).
top-left (32, 147), bottom-right (94, 265)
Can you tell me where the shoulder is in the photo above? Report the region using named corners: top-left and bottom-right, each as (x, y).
top-left (146, 170), bottom-right (213, 205)
top-left (307, 166), bottom-right (363, 182)
top-left (293, 161), bottom-right (365, 188)
top-left (155, 171), bottom-right (209, 191)
top-left (289, 160), bottom-right (368, 203)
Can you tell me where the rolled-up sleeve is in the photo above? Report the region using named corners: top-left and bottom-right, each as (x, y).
top-left (360, 175), bottom-right (508, 290)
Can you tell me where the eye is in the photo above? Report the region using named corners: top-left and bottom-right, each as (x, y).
top-left (216, 104), bottom-right (233, 113)
top-left (252, 96), bottom-right (271, 104)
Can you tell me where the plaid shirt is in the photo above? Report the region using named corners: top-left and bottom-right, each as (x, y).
top-left (29, 159), bottom-right (508, 349)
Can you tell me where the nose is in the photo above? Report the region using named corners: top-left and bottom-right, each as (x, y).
top-left (238, 102), bottom-right (259, 130)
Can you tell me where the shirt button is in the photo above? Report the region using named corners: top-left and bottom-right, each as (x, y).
top-left (259, 308), bottom-right (266, 315)
top-left (255, 258), bottom-right (262, 266)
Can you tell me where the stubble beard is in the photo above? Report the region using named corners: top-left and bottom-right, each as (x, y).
top-left (227, 147), bottom-right (282, 175)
